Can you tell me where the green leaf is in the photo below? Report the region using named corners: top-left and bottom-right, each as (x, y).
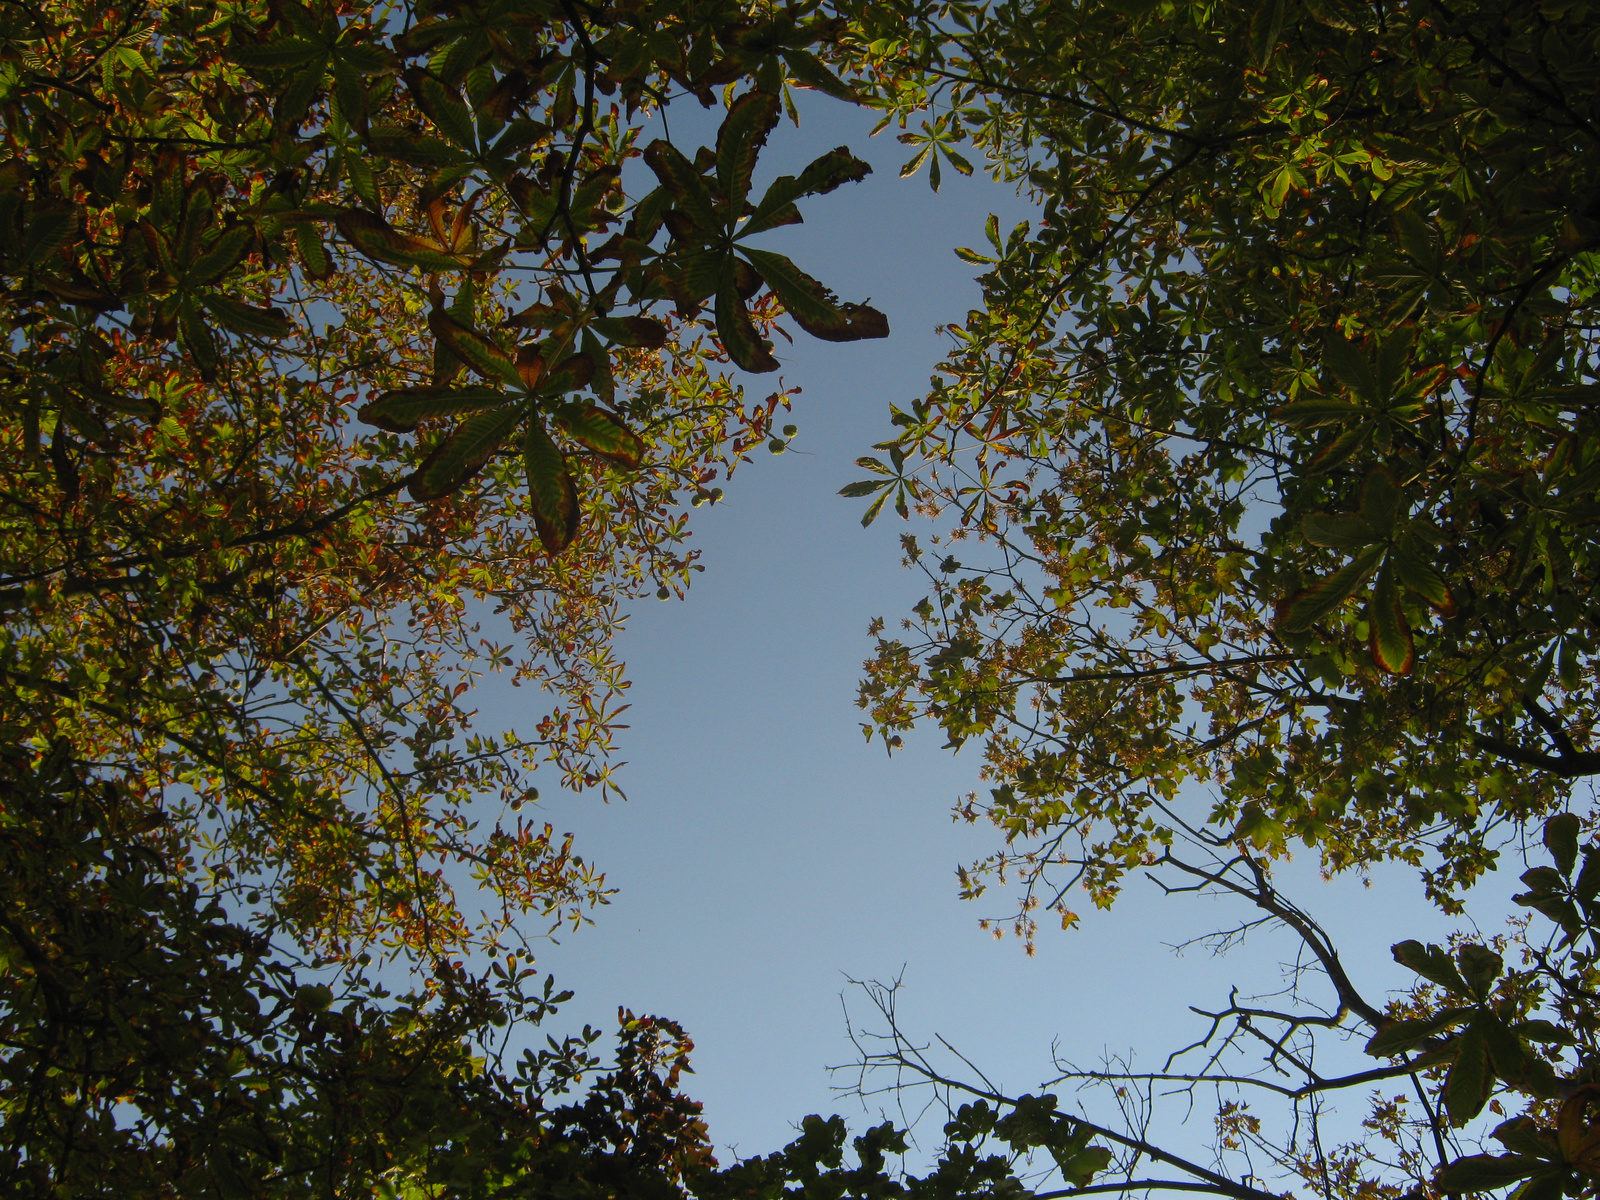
top-left (741, 247), bottom-right (889, 343)
top-left (1392, 940), bottom-right (1471, 994)
top-left (781, 50), bottom-right (854, 100)
top-left (840, 479), bottom-right (892, 498)
top-left (1301, 512), bottom-right (1373, 549)
top-left (1248, 0), bottom-right (1287, 68)
top-left (1271, 397), bottom-right (1365, 428)
top-left (552, 403), bottom-right (646, 469)
top-left (860, 487), bottom-right (892, 527)
top-left (1458, 944), bottom-right (1503, 1000)
top-left (186, 226), bottom-right (251, 285)
top-left (1052, 1144), bottom-right (1112, 1188)
top-left (523, 418), bottom-right (581, 554)
top-left (1368, 558), bottom-right (1414, 675)
top-left (200, 293), bottom-right (291, 340)
top-left (294, 223), bottom-right (332, 279)
top-left (333, 208), bottom-right (465, 271)
top-left (1365, 1006), bottom-right (1475, 1057)
top-left (275, 62), bottom-right (326, 127)
top-left (746, 147), bottom-right (872, 235)
top-left (364, 127), bottom-right (465, 167)
top-left (1435, 1154), bottom-right (1545, 1191)
top-left (230, 38), bottom-right (325, 70)
top-left (410, 404), bottom-right (524, 501)
top-left (642, 141), bottom-right (722, 235)
top-left (713, 279), bottom-right (778, 373)
top-left (1275, 546), bottom-right (1383, 632)
top-left (428, 309), bottom-right (522, 388)
top-left (1308, 423), bottom-right (1372, 474)
top-left (716, 91), bottom-right (780, 213)
top-left (359, 386), bottom-right (508, 433)
top-left (1444, 1017), bottom-right (1491, 1125)
top-left (1545, 813), bottom-right (1581, 877)
top-left (1391, 549), bottom-right (1455, 615)
top-left (415, 72), bottom-right (477, 150)
top-left (332, 56), bottom-right (369, 131)
top-left (345, 154), bottom-right (380, 209)
top-left (1359, 467), bottom-right (1403, 533)
top-left (1323, 336), bottom-right (1379, 402)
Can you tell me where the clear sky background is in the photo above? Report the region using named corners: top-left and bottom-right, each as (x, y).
top-left (482, 93), bottom-right (1521, 1165)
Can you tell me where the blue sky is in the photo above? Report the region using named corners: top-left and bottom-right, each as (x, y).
top-left (489, 93), bottom-right (1513, 1165)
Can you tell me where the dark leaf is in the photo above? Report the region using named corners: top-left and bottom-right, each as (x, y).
top-left (1435, 1155), bottom-right (1544, 1191)
top-left (1365, 1007), bottom-right (1475, 1057)
top-left (716, 91), bottom-right (780, 212)
top-left (1359, 466), bottom-right (1403, 533)
top-left (229, 38), bottom-right (325, 70)
top-left (1323, 336), bottom-right (1379, 402)
top-left (1368, 559), bottom-right (1414, 675)
top-left (1301, 512), bottom-right (1374, 549)
top-left (409, 405), bottom-right (524, 501)
top-left (1458, 944), bottom-right (1504, 1000)
top-left (200, 293), bottom-right (291, 340)
top-left (1274, 546), bottom-right (1383, 633)
top-left (178, 298), bottom-right (218, 381)
top-left (186, 226), bottom-right (251, 285)
top-left (359, 386), bottom-right (508, 433)
top-left (523, 419), bottom-right (581, 554)
top-left (746, 147), bottom-right (871, 235)
top-left (839, 479), bottom-right (892, 498)
top-left (713, 279), bottom-right (778, 373)
top-left (591, 316), bottom-right (669, 349)
top-left (21, 207), bottom-right (77, 267)
top-left (1545, 813), bottom-right (1582, 877)
top-left (742, 247), bottom-right (889, 342)
top-left (553, 403), bottom-right (645, 469)
top-left (642, 141), bottom-right (721, 235)
top-left (1392, 940), bottom-right (1471, 994)
top-left (1444, 1018), bottom-right (1491, 1125)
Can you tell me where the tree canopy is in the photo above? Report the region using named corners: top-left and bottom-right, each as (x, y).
top-left (10, 0), bottom-right (1600, 1199)
top-left (845, 0), bottom-right (1600, 928)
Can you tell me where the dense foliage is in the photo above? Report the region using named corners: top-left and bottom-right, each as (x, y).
top-left (14, 0), bottom-right (1600, 1199)
top-left (843, 0), bottom-right (1600, 931)
top-left (0, 0), bottom-right (891, 967)
top-left (0, 0), bottom-right (893, 1189)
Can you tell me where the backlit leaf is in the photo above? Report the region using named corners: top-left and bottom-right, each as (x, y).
top-left (742, 247), bottom-right (889, 343)
top-left (1274, 546), bottom-right (1383, 632)
top-left (523, 418), bottom-right (581, 554)
top-left (553, 403), bottom-right (645, 469)
top-left (410, 404), bottom-right (524, 501)
top-left (1368, 559), bottom-right (1413, 675)
top-left (713, 280), bottom-right (778, 373)
top-left (359, 386), bottom-right (508, 433)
